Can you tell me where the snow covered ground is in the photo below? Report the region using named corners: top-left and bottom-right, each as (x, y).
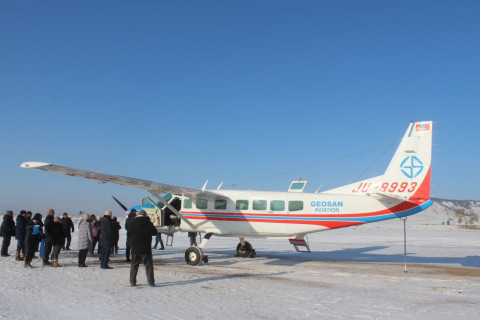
top-left (1, 216), bottom-right (479, 320)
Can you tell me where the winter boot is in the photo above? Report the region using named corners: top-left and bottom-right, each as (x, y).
top-left (24, 260), bottom-right (33, 268)
top-left (15, 251), bottom-right (24, 261)
top-left (56, 260), bottom-right (62, 267)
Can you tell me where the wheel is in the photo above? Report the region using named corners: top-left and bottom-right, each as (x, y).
top-left (236, 241), bottom-right (253, 258)
top-left (185, 246), bottom-right (203, 265)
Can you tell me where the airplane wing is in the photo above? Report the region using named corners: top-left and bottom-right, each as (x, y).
top-left (20, 162), bottom-right (212, 200)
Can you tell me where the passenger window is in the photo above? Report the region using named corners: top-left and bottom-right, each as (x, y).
top-left (183, 199), bottom-right (192, 209)
top-left (196, 199), bottom-right (208, 209)
top-left (214, 199), bottom-right (227, 210)
top-left (253, 200), bottom-right (267, 210)
top-left (270, 200), bottom-right (285, 211)
top-left (288, 201), bottom-right (303, 211)
top-left (236, 200), bottom-right (249, 210)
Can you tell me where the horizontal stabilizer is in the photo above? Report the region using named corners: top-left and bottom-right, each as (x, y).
top-left (366, 192), bottom-right (418, 205)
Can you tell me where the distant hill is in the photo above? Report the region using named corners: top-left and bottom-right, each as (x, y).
top-left (416, 198), bottom-right (480, 225)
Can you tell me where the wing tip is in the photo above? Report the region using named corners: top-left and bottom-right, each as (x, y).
top-left (20, 161), bottom-right (52, 169)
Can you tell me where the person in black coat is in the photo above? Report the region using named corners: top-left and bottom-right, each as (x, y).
top-left (25, 211), bottom-right (32, 224)
top-left (127, 210), bottom-right (157, 287)
top-left (42, 208), bottom-right (55, 266)
top-left (99, 210), bottom-right (115, 269)
top-left (112, 216), bottom-right (121, 254)
top-left (61, 212), bottom-right (74, 250)
top-left (124, 209), bottom-right (136, 262)
top-left (15, 210), bottom-right (27, 261)
top-left (1, 210), bottom-right (16, 257)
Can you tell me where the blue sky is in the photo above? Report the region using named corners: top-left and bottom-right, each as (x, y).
top-left (1, 1), bottom-right (479, 216)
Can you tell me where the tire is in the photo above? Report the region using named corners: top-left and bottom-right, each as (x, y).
top-left (236, 241), bottom-right (253, 258)
top-left (185, 246), bottom-right (203, 265)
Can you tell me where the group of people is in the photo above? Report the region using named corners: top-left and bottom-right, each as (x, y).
top-left (1, 208), bottom-right (160, 287)
top-left (0, 209), bottom-right (76, 267)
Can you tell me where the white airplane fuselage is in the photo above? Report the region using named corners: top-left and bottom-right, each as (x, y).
top-left (168, 188), bottom-right (432, 237)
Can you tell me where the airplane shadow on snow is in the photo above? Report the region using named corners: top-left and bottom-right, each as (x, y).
top-left (75, 246), bottom-right (479, 271)
top-left (258, 246), bottom-right (480, 269)
top-left (172, 246), bottom-right (480, 269)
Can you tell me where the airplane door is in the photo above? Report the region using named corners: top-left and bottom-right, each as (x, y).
top-left (141, 197), bottom-right (163, 226)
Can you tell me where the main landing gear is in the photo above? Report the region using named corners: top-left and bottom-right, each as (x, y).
top-left (184, 235), bottom-right (256, 265)
top-left (235, 238), bottom-right (256, 258)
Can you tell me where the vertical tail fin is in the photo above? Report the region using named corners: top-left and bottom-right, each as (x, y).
top-left (382, 121), bottom-right (432, 203)
top-left (324, 121), bottom-right (433, 204)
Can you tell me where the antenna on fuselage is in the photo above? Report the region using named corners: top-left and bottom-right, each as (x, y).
top-left (202, 180), bottom-right (208, 192)
top-left (217, 181), bottom-right (223, 190)
top-left (315, 183), bottom-right (324, 193)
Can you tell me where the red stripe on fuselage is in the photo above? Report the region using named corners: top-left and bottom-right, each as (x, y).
top-left (184, 215), bottom-right (364, 229)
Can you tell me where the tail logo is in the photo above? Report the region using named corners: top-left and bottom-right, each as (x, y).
top-left (400, 156), bottom-right (424, 179)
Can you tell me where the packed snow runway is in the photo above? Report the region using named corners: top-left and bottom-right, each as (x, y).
top-left (1, 218), bottom-right (479, 320)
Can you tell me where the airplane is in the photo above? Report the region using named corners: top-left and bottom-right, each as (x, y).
top-left (21, 121), bottom-right (433, 265)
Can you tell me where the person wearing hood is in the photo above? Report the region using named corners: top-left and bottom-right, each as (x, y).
top-left (124, 208), bottom-right (136, 262)
top-left (24, 213), bottom-right (44, 268)
top-left (14, 210), bottom-right (27, 261)
top-left (100, 210), bottom-right (115, 269)
top-left (127, 210), bottom-right (157, 287)
top-left (1, 210), bottom-right (16, 257)
top-left (77, 213), bottom-right (93, 267)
